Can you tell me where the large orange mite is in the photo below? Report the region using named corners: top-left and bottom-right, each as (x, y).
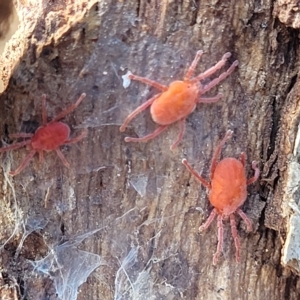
top-left (0, 93), bottom-right (87, 176)
top-left (120, 50), bottom-right (238, 149)
top-left (182, 130), bottom-right (260, 264)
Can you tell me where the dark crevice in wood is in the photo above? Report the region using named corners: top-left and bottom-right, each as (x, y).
top-left (284, 273), bottom-right (300, 300)
top-left (257, 205), bottom-right (267, 238)
top-left (60, 222), bottom-right (65, 235)
top-left (17, 276), bottom-right (25, 298)
top-left (147, 229), bottom-right (156, 259)
top-left (190, 1), bottom-right (200, 27)
top-left (20, 120), bottom-right (39, 135)
top-left (267, 97), bottom-right (279, 160)
top-left (3, 123), bottom-right (9, 142)
top-left (286, 75), bottom-right (298, 95)
top-left (136, 0), bottom-right (141, 17)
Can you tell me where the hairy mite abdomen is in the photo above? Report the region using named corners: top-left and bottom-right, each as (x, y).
top-left (31, 122), bottom-right (70, 151)
top-left (209, 158), bottom-right (247, 215)
top-left (150, 81), bottom-right (198, 125)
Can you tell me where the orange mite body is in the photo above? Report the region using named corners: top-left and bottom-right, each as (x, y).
top-left (209, 158), bottom-right (247, 216)
top-left (0, 93), bottom-right (87, 176)
top-left (182, 130), bottom-right (260, 265)
top-left (150, 81), bottom-right (198, 125)
top-left (31, 122), bottom-right (70, 150)
top-left (120, 51), bottom-right (238, 149)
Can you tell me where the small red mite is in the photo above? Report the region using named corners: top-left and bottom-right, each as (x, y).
top-left (0, 93), bottom-right (87, 176)
top-left (120, 51), bottom-right (238, 149)
top-left (182, 130), bottom-right (260, 265)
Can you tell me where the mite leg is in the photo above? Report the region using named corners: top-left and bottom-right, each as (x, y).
top-left (64, 130), bottom-right (88, 145)
top-left (41, 94), bottom-right (47, 125)
top-left (200, 60), bottom-right (239, 94)
top-left (124, 125), bottom-right (168, 143)
top-left (9, 150), bottom-right (36, 176)
top-left (230, 214), bottom-right (241, 263)
top-left (210, 130), bottom-right (233, 179)
top-left (170, 119), bottom-right (185, 150)
top-left (213, 214), bottom-right (224, 265)
top-left (51, 93), bottom-right (86, 123)
top-left (38, 150), bottom-right (44, 163)
top-left (247, 161), bottom-right (260, 185)
top-left (0, 140), bottom-right (31, 152)
top-left (240, 152), bottom-right (246, 166)
top-left (199, 208), bottom-right (217, 231)
top-left (55, 148), bottom-right (70, 168)
top-left (237, 209), bottom-right (252, 232)
top-left (182, 159), bottom-right (211, 189)
top-left (129, 74), bottom-right (168, 91)
top-left (198, 93), bottom-right (223, 103)
top-left (120, 94), bottom-right (160, 132)
top-left (192, 52), bottom-right (234, 82)
top-left (9, 133), bottom-right (33, 138)
top-left (184, 50), bottom-right (203, 81)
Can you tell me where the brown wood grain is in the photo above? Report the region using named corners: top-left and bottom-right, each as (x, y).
top-left (0, 0), bottom-right (299, 299)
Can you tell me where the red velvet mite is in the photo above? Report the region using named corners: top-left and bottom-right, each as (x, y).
top-left (182, 130), bottom-right (260, 264)
top-left (0, 93), bottom-right (87, 176)
top-left (120, 51), bottom-right (238, 149)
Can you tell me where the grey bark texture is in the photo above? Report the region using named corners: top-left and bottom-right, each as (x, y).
top-left (0, 0), bottom-right (300, 299)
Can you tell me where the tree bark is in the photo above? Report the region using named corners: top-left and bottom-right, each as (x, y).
top-left (0, 0), bottom-right (299, 299)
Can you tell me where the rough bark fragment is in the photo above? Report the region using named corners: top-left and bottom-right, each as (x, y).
top-left (274, 0), bottom-right (300, 28)
top-left (0, 0), bottom-right (14, 39)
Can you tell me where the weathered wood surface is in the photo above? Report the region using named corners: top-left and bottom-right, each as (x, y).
top-left (0, 0), bottom-right (299, 299)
